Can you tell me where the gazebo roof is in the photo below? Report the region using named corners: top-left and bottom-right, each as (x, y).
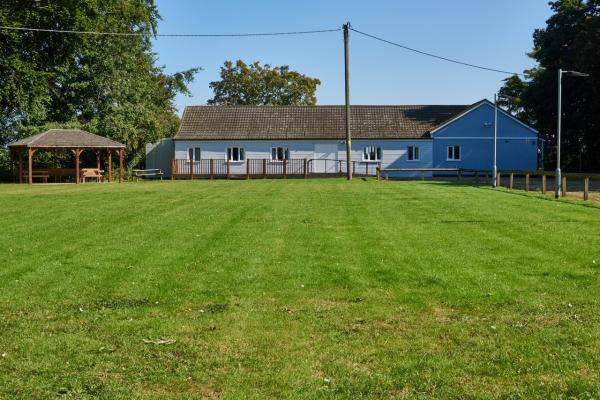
top-left (9, 129), bottom-right (125, 149)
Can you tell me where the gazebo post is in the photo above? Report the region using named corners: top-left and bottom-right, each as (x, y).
top-left (27, 148), bottom-right (35, 185)
top-left (18, 151), bottom-right (23, 184)
top-left (75, 148), bottom-right (81, 184)
top-left (119, 149), bottom-right (124, 183)
top-left (107, 149), bottom-right (113, 182)
top-left (95, 150), bottom-right (100, 170)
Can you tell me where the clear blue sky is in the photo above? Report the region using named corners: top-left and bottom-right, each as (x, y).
top-left (152, 1), bottom-right (552, 113)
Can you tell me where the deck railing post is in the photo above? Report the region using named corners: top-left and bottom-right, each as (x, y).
top-left (210, 159), bottom-right (214, 180)
top-left (170, 159), bottom-right (175, 180)
top-left (525, 173), bottom-right (530, 192)
top-left (561, 176), bottom-right (567, 197)
top-left (509, 173), bottom-right (514, 190)
top-left (303, 159), bottom-right (308, 178)
top-left (542, 174), bottom-right (547, 194)
top-left (263, 159), bottom-right (267, 178)
top-left (496, 172), bottom-right (501, 188)
top-left (190, 160), bottom-right (194, 180)
top-left (283, 159), bottom-right (287, 179)
top-left (246, 159), bottom-right (250, 180)
top-left (584, 177), bottom-right (590, 201)
top-left (457, 169), bottom-right (462, 181)
top-left (227, 160), bottom-right (231, 179)
top-left (376, 167), bottom-right (381, 181)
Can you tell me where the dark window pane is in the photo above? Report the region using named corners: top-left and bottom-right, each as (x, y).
top-left (376, 147), bottom-right (382, 160)
top-left (277, 147), bottom-right (284, 160)
top-left (272, 148), bottom-right (277, 160)
top-left (415, 147), bottom-right (419, 160)
top-left (239, 148), bottom-right (245, 161)
top-left (455, 146), bottom-right (460, 160)
top-left (194, 148), bottom-right (201, 161)
top-left (285, 148), bottom-right (290, 160)
top-left (408, 146), bottom-right (413, 160)
top-left (188, 148), bottom-right (194, 161)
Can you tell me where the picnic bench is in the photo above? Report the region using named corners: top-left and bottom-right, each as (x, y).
top-left (133, 169), bottom-right (164, 181)
top-left (81, 168), bottom-right (104, 183)
top-left (22, 170), bottom-right (50, 183)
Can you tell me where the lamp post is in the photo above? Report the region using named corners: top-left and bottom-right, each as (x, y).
top-left (555, 69), bottom-right (589, 198)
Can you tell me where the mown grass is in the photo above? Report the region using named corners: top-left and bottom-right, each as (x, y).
top-left (0, 179), bottom-right (599, 399)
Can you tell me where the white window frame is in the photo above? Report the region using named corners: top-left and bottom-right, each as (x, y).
top-left (446, 145), bottom-right (461, 161)
top-left (271, 146), bottom-right (290, 161)
top-left (188, 147), bottom-right (201, 161)
top-left (407, 145), bottom-right (420, 161)
top-left (226, 147), bottom-right (245, 162)
top-left (362, 146), bottom-right (382, 162)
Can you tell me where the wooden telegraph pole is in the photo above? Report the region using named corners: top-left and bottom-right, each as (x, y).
top-left (343, 22), bottom-right (352, 180)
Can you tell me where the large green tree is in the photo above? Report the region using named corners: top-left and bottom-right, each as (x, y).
top-left (208, 60), bottom-right (320, 106)
top-left (499, 0), bottom-right (600, 172)
top-left (0, 0), bottom-right (198, 171)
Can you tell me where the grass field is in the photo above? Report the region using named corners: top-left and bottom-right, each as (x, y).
top-left (1, 179), bottom-right (599, 399)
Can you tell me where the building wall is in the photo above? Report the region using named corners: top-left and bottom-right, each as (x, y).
top-left (145, 138), bottom-right (174, 177)
top-left (432, 102), bottom-right (539, 171)
top-left (173, 139), bottom-right (433, 176)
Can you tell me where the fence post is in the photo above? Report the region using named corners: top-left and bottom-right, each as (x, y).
top-left (457, 169), bottom-right (462, 181)
top-left (171, 159), bottom-right (175, 180)
top-left (584, 177), bottom-right (589, 201)
top-left (496, 172), bottom-right (501, 188)
top-left (542, 174), bottom-right (546, 194)
top-left (376, 167), bottom-right (381, 181)
top-left (283, 159), bottom-right (287, 179)
top-left (352, 161), bottom-right (355, 175)
top-left (509, 173), bottom-right (514, 190)
top-left (262, 159), bottom-right (267, 179)
top-left (227, 160), bottom-right (230, 179)
top-left (525, 173), bottom-right (530, 192)
top-left (246, 159), bottom-right (250, 180)
top-left (190, 160), bottom-right (194, 180)
top-left (561, 176), bottom-right (567, 197)
top-left (210, 159), bottom-right (214, 180)
top-left (304, 159), bottom-right (308, 179)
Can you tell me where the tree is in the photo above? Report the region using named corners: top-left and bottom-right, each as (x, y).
top-left (499, 0), bottom-right (600, 172)
top-left (0, 0), bottom-right (199, 171)
top-left (208, 60), bottom-right (320, 106)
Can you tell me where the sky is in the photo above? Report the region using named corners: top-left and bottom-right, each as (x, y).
top-left (152, 1), bottom-right (553, 113)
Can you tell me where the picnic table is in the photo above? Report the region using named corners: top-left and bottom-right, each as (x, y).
top-left (133, 169), bottom-right (164, 181)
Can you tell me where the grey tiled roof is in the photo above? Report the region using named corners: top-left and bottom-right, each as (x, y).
top-left (9, 129), bottom-right (125, 148)
top-left (176, 104), bottom-right (472, 140)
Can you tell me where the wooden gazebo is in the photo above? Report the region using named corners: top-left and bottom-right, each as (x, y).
top-left (8, 129), bottom-right (126, 184)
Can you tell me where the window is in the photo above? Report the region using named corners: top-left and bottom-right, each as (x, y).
top-left (447, 145), bottom-right (461, 161)
top-left (188, 147), bottom-right (201, 161)
top-left (227, 147), bottom-right (245, 162)
top-left (362, 146), bottom-right (382, 162)
top-left (271, 147), bottom-right (290, 161)
top-left (407, 146), bottom-right (420, 161)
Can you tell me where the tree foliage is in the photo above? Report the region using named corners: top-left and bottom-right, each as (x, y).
top-left (0, 0), bottom-right (198, 169)
top-left (499, 0), bottom-right (600, 171)
top-left (208, 60), bottom-right (320, 106)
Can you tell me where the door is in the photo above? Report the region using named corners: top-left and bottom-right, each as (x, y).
top-left (313, 143), bottom-right (338, 173)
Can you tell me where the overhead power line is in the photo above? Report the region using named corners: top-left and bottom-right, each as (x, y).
top-left (0, 25), bottom-right (341, 37)
top-left (350, 27), bottom-right (525, 77)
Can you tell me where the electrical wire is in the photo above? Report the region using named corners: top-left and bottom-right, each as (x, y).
top-left (350, 27), bottom-right (525, 77)
top-left (0, 25), bottom-right (341, 37)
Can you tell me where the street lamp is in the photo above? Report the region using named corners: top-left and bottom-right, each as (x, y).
top-left (556, 69), bottom-right (590, 198)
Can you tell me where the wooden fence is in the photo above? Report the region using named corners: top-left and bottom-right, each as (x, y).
top-left (376, 167), bottom-right (600, 201)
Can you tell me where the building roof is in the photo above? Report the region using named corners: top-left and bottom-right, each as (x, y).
top-left (8, 129), bottom-right (125, 149)
top-left (175, 104), bottom-right (474, 140)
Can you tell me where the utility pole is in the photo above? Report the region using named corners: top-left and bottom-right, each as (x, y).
top-left (343, 22), bottom-right (352, 180)
top-left (493, 93), bottom-right (498, 187)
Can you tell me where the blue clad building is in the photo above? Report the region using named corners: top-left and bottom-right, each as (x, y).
top-left (146, 99), bottom-right (539, 177)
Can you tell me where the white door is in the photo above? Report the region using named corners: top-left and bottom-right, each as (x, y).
top-left (313, 143), bottom-right (338, 173)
